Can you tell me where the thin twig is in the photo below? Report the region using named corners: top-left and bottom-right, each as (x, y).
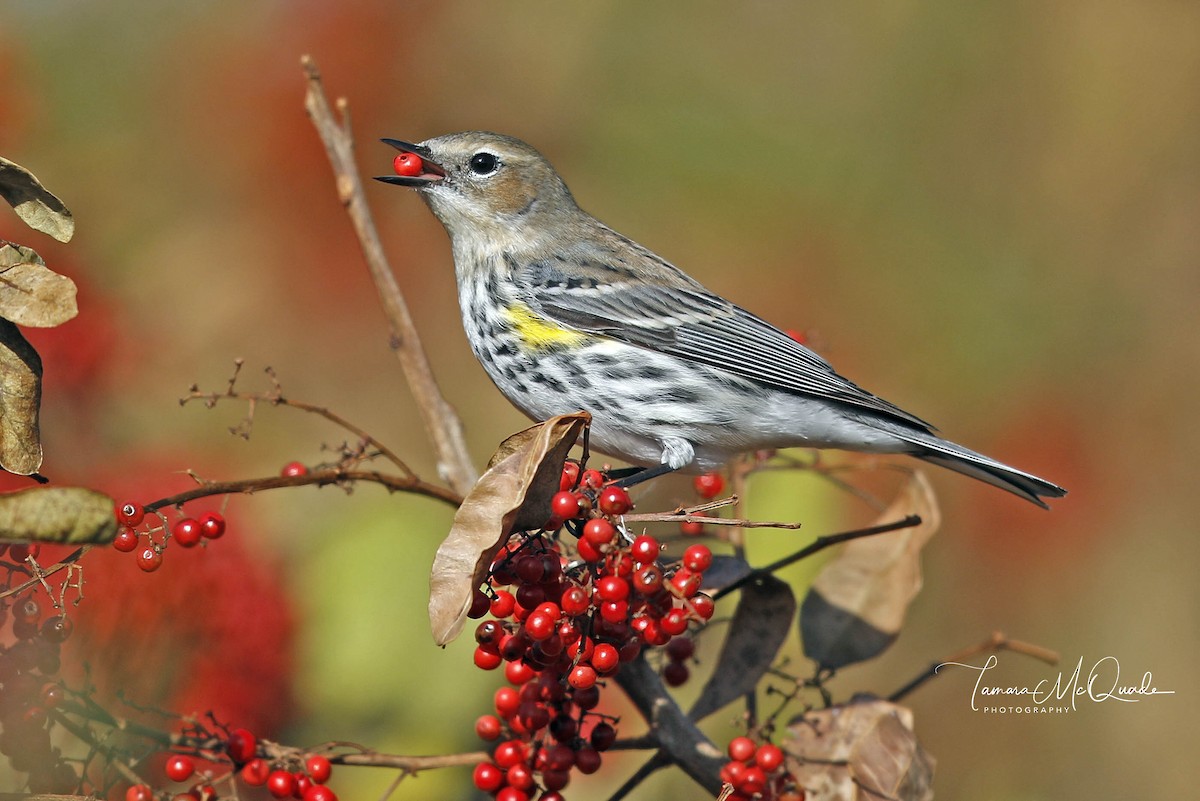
top-left (712, 515), bottom-right (922, 601)
top-left (142, 469), bottom-right (464, 512)
top-left (301, 55), bottom-right (477, 496)
top-left (623, 496), bottom-right (801, 530)
top-left (888, 631), bottom-right (1060, 702)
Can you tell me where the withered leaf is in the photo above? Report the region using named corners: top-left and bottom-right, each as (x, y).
top-left (0, 156), bottom-right (74, 242)
top-left (785, 699), bottom-right (935, 801)
top-left (0, 319), bottom-right (43, 475)
top-left (0, 243), bottom-right (79, 327)
top-left (689, 573), bottom-right (795, 722)
top-left (0, 486), bottom-right (117, 544)
top-left (800, 472), bottom-right (940, 670)
top-left (429, 412), bottom-right (589, 645)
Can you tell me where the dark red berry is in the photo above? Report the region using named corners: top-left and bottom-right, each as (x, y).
top-left (663, 660), bottom-right (689, 686)
top-left (226, 727), bottom-right (256, 764)
top-left (198, 511), bottom-right (226, 539)
top-left (666, 636), bottom-right (695, 661)
top-left (590, 721), bottom-right (617, 751)
top-left (574, 745), bottom-right (602, 774)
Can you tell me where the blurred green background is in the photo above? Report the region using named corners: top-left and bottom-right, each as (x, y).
top-left (3, 2), bottom-right (1197, 800)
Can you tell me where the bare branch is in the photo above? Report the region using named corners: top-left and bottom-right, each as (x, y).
top-left (300, 55), bottom-right (477, 496)
top-left (888, 630), bottom-right (1060, 702)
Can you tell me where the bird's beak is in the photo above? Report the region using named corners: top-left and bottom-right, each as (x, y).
top-left (374, 138), bottom-right (446, 187)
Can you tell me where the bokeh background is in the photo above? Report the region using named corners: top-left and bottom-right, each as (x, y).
top-left (3, 2), bottom-right (1197, 799)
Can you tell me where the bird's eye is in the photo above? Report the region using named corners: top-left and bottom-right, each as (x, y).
top-left (469, 152), bottom-right (499, 176)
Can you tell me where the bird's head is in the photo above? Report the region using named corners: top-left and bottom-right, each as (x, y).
top-left (376, 132), bottom-right (577, 244)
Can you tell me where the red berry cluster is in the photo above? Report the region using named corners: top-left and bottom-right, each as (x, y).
top-left (720, 736), bottom-right (804, 801)
top-left (467, 461), bottom-right (716, 800)
top-left (124, 730), bottom-right (337, 801)
top-left (113, 501), bottom-right (227, 572)
top-left (0, 578), bottom-right (76, 794)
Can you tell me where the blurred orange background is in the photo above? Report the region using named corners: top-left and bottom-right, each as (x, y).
top-left (2, 2), bottom-right (1197, 800)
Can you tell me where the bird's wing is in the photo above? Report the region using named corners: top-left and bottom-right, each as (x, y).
top-left (515, 234), bottom-right (935, 430)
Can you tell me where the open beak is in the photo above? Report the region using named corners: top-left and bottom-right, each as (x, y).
top-left (374, 138), bottom-right (447, 186)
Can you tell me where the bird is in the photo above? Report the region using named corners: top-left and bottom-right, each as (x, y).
top-left (376, 132), bottom-right (1066, 508)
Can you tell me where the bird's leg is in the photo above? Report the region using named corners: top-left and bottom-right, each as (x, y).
top-left (609, 462), bottom-right (678, 488)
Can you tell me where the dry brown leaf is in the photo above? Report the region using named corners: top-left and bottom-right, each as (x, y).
top-left (0, 156), bottom-right (75, 243)
top-left (429, 412), bottom-right (589, 645)
top-left (0, 243), bottom-right (79, 327)
top-left (800, 471), bottom-right (940, 669)
top-left (0, 486), bottom-right (117, 544)
top-left (785, 699), bottom-right (935, 801)
top-left (0, 319), bottom-right (43, 475)
top-left (689, 573), bottom-right (795, 722)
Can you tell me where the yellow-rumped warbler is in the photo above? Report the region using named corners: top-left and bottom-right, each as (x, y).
top-left (377, 132), bottom-right (1066, 507)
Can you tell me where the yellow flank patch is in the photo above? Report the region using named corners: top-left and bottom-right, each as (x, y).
top-left (503, 304), bottom-right (587, 350)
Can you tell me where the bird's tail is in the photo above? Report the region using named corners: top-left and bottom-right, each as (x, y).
top-left (887, 428), bottom-right (1066, 509)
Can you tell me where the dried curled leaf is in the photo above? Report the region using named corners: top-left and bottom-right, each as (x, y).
top-left (689, 573), bottom-right (795, 722)
top-left (0, 156), bottom-right (74, 242)
top-left (0, 319), bottom-right (43, 475)
top-left (0, 243), bottom-right (79, 327)
top-left (785, 699), bottom-right (935, 801)
top-left (800, 472), bottom-right (940, 669)
top-left (0, 486), bottom-right (117, 544)
top-left (429, 412), bottom-right (589, 645)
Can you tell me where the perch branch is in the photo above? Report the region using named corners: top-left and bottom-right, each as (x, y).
top-left (301, 55), bottom-right (477, 496)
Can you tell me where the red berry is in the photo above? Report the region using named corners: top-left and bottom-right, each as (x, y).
top-left (693, 472), bottom-right (725, 499)
top-left (303, 786), bottom-right (337, 801)
top-left (630, 535), bottom-right (659, 563)
top-left (393, 152), bottom-right (423, 177)
top-left (113, 527), bottom-right (139, 552)
top-left (281, 461), bottom-right (309, 477)
top-left (560, 585), bottom-right (590, 616)
top-left (597, 486), bottom-right (632, 515)
top-left (568, 664), bottom-right (597, 689)
top-left (580, 469), bottom-right (605, 489)
top-left (472, 762), bottom-right (503, 792)
top-left (9, 543), bottom-right (39, 561)
top-left (198, 511), bottom-right (226, 539)
top-left (592, 643), bottom-right (620, 674)
top-left (596, 575), bottom-right (629, 602)
top-left (126, 785), bottom-right (154, 801)
top-left (475, 714), bottom-right (503, 741)
top-left (490, 590), bottom-right (516, 618)
top-left (468, 588), bottom-right (491, 619)
top-left (755, 743), bottom-right (784, 772)
top-left (559, 460), bottom-right (580, 491)
top-left (295, 773), bottom-right (314, 797)
top-left (690, 592), bottom-right (716, 620)
top-left (474, 647), bottom-right (502, 670)
top-left (721, 760), bottom-right (747, 786)
top-left (632, 564), bottom-right (664, 594)
top-left (304, 756), bottom-right (332, 785)
top-left (523, 610), bottom-right (556, 641)
top-left (266, 770), bottom-right (295, 798)
top-left (660, 607), bottom-right (689, 636)
top-left (728, 736), bottom-right (757, 762)
top-left (582, 518), bottom-right (616, 545)
top-left (669, 569), bottom-right (702, 598)
top-left (226, 728), bottom-right (257, 764)
top-left (116, 502), bottom-right (145, 527)
top-left (574, 684), bottom-right (601, 709)
top-left (165, 755), bottom-right (196, 782)
top-left (137, 546), bottom-right (163, 571)
top-left (682, 544), bottom-right (713, 573)
top-left (576, 536), bottom-right (603, 563)
top-left (172, 518), bottom-right (202, 548)
top-left (550, 491), bottom-right (583, 521)
top-left (241, 759), bottom-right (270, 786)
top-left (494, 686), bottom-right (520, 718)
top-left (740, 765), bottom-right (767, 795)
top-left (598, 599), bottom-right (628, 624)
top-left (574, 745), bottom-right (602, 774)
top-left (496, 788), bottom-right (528, 801)
top-left (506, 762), bottom-right (535, 790)
top-left (505, 660), bottom-right (536, 685)
top-left (679, 518), bottom-right (706, 536)
top-left (493, 739), bottom-right (526, 768)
